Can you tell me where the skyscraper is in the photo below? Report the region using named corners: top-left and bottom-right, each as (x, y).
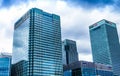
top-left (62, 39), bottom-right (78, 65)
top-left (89, 19), bottom-right (120, 76)
top-left (12, 8), bottom-right (62, 76)
top-left (0, 53), bottom-right (11, 76)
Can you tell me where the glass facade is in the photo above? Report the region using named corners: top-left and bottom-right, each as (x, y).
top-left (0, 55), bottom-right (11, 76)
top-left (96, 70), bottom-right (113, 76)
top-left (81, 61), bottom-right (96, 76)
top-left (12, 17), bottom-right (29, 64)
top-left (63, 61), bottom-right (113, 76)
top-left (62, 39), bottom-right (78, 65)
top-left (64, 70), bottom-right (72, 76)
top-left (62, 42), bottom-right (67, 65)
top-left (12, 8), bottom-right (62, 76)
top-left (89, 19), bottom-right (120, 75)
top-left (81, 68), bottom-right (96, 76)
top-left (72, 68), bottom-right (81, 76)
top-left (89, 21), bottom-right (112, 65)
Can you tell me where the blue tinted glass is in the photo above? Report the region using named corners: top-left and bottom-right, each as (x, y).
top-left (0, 58), bottom-right (11, 76)
top-left (12, 18), bottom-right (29, 64)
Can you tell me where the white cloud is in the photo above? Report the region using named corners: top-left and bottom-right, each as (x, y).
top-left (0, 0), bottom-right (120, 61)
top-left (78, 53), bottom-right (93, 62)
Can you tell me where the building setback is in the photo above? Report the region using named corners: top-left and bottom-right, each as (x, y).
top-left (62, 39), bottom-right (78, 65)
top-left (89, 19), bottom-right (120, 76)
top-left (0, 53), bottom-right (11, 76)
top-left (12, 8), bottom-right (62, 76)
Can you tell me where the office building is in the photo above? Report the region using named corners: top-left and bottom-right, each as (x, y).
top-left (96, 63), bottom-right (113, 76)
top-left (64, 61), bottom-right (96, 76)
top-left (63, 61), bottom-right (113, 76)
top-left (0, 53), bottom-right (11, 76)
top-left (12, 8), bottom-right (62, 76)
top-left (89, 19), bottom-right (120, 76)
top-left (62, 39), bottom-right (78, 65)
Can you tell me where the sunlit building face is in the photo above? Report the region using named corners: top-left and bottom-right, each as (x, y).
top-left (12, 8), bottom-right (62, 76)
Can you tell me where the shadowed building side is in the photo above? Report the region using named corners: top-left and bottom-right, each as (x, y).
top-left (62, 39), bottom-right (78, 65)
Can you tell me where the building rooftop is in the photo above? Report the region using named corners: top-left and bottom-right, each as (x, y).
top-left (0, 52), bottom-right (12, 58)
top-left (89, 19), bottom-right (116, 30)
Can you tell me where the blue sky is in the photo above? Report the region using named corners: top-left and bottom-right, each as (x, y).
top-left (0, 0), bottom-right (120, 61)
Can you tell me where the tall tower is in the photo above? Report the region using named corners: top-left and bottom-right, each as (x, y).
top-left (12, 8), bottom-right (62, 76)
top-left (89, 19), bottom-right (120, 76)
top-left (62, 39), bottom-right (78, 65)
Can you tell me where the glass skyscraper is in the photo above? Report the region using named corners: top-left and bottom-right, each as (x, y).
top-left (89, 19), bottom-right (120, 76)
top-left (62, 39), bottom-right (78, 65)
top-left (0, 53), bottom-right (11, 76)
top-left (12, 8), bottom-right (62, 76)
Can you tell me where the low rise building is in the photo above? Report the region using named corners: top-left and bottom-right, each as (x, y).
top-left (64, 61), bottom-right (113, 76)
top-left (0, 52), bottom-right (11, 76)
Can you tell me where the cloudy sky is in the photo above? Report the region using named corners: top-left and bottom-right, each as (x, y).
top-left (0, 0), bottom-right (120, 61)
